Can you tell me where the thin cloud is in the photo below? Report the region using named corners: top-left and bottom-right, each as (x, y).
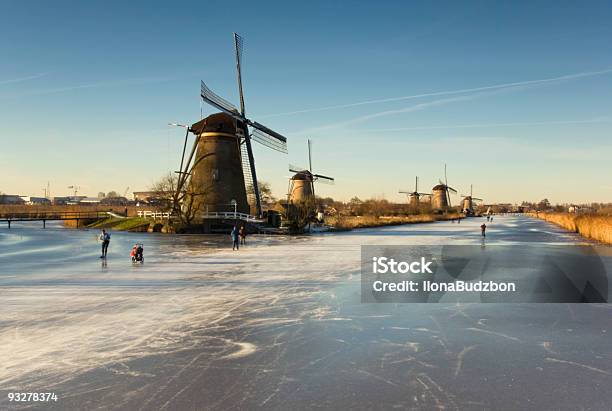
top-left (0, 73), bottom-right (198, 99)
top-left (0, 72), bottom-right (48, 86)
top-left (261, 68), bottom-right (612, 118)
top-left (354, 118), bottom-right (611, 133)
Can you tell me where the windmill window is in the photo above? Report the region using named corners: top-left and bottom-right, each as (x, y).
top-left (212, 169), bottom-right (219, 181)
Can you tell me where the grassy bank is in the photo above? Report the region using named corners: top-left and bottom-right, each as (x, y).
top-left (327, 213), bottom-right (463, 230)
top-left (531, 212), bottom-right (612, 244)
top-left (86, 217), bottom-right (151, 232)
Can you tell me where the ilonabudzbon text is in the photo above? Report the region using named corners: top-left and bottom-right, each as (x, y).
top-left (372, 280), bottom-right (517, 292)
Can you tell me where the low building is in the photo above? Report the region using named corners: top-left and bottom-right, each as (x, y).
top-left (52, 196), bottom-right (70, 205)
top-left (66, 196), bottom-right (87, 205)
top-left (0, 194), bottom-right (25, 204)
top-left (100, 196), bottom-right (130, 205)
top-left (20, 196), bottom-right (52, 205)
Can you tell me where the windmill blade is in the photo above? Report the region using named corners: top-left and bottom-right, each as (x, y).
top-left (417, 192), bottom-right (431, 196)
top-left (398, 190), bottom-right (411, 194)
top-left (233, 33), bottom-right (246, 115)
top-left (249, 121), bottom-right (288, 143)
top-left (439, 179), bottom-right (446, 186)
top-left (472, 197), bottom-right (483, 201)
top-left (308, 139), bottom-right (313, 172)
top-left (447, 186), bottom-right (458, 194)
top-left (444, 164), bottom-right (448, 186)
top-left (251, 128), bottom-right (288, 153)
top-left (314, 174), bottom-right (334, 185)
top-left (313, 173), bottom-right (334, 181)
top-left (200, 81), bottom-right (239, 115)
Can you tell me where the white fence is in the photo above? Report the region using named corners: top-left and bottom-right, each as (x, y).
top-left (136, 210), bottom-right (262, 223)
top-left (137, 211), bottom-right (171, 220)
top-left (200, 211), bottom-right (263, 223)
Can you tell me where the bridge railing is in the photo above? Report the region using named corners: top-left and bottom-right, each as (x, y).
top-left (0, 211), bottom-right (108, 221)
top-left (200, 211), bottom-right (263, 223)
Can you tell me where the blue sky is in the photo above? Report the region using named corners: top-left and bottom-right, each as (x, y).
top-left (1, 0), bottom-right (611, 204)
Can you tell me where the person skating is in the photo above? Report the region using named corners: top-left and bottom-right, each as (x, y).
top-left (480, 223), bottom-right (487, 237)
top-left (99, 229), bottom-right (111, 258)
top-left (231, 226), bottom-right (240, 250)
top-left (239, 225), bottom-right (246, 245)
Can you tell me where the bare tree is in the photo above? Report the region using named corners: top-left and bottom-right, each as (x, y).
top-left (150, 173), bottom-right (205, 226)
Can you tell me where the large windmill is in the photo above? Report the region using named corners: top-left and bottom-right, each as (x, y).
top-left (460, 184), bottom-right (483, 215)
top-left (173, 33), bottom-right (288, 218)
top-left (399, 176), bottom-right (431, 207)
top-left (431, 164), bottom-right (457, 211)
top-left (288, 139), bottom-right (334, 203)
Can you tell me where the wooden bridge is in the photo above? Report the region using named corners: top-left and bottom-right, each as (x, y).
top-left (0, 210), bottom-right (109, 229)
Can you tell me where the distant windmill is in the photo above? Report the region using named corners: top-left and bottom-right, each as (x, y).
top-left (431, 164), bottom-right (457, 210)
top-left (460, 184), bottom-right (483, 215)
top-left (173, 33), bottom-right (288, 218)
top-left (288, 139), bottom-right (334, 203)
top-left (399, 176), bottom-right (431, 207)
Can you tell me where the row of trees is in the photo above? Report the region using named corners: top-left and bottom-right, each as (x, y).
top-left (147, 172), bottom-right (278, 226)
top-left (147, 171), bottom-right (612, 226)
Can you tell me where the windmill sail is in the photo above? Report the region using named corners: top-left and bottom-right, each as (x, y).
top-left (289, 164), bottom-right (307, 173)
top-left (234, 32), bottom-right (245, 115)
top-left (313, 173), bottom-right (334, 181)
top-left (251, 128), bottom-right (288, 153)
top-left (250, 121), bottom-right (287, 143)
top-left (313, 174), bottom-right (334, 184)
top-left (200, 82), bottom-right (238, 115)
top-left (240, 142), bottom-right (257, 208)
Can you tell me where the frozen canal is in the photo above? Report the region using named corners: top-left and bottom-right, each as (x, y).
top-left (1, 216), bottom-right (611, 410)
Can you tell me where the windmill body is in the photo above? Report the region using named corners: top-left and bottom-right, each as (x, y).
top-left (461, 196), bottom-right (474, 214)
top-left (289, 171), bottom-right (315, 203)
top-left (186, 113), bottom-right (250, 214)
top-left (288, 140), bottom-right (334, 204)
top-left (461, 184), bottom-right (483, 215)
top-left (431, 165), bottom-right (457, 212)
top-left (431, 184), bottom-right (450, 210)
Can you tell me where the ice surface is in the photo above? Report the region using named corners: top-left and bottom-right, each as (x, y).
top-left (0, 216), bottom-right (611, 410)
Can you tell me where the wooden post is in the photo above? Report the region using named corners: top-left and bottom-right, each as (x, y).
top-left (7, 220), bottom-right (10, 229)
top-left (43, 219), bottom-right (46, 229)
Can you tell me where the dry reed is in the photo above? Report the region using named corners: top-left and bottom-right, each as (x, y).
top-left (328, 213), bottom-right (462, 230)
top-left (532, 212), bottom-right (612, 244)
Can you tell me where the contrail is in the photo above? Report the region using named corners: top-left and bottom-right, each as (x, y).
top-left (353, 118), bottom-right (611, 133)
top-left (261, 68), bottom-right (612, 118)
top-left (295, 91), bottom-right (491, 134)
top-left (0, 73), bottom-right (47, 86)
